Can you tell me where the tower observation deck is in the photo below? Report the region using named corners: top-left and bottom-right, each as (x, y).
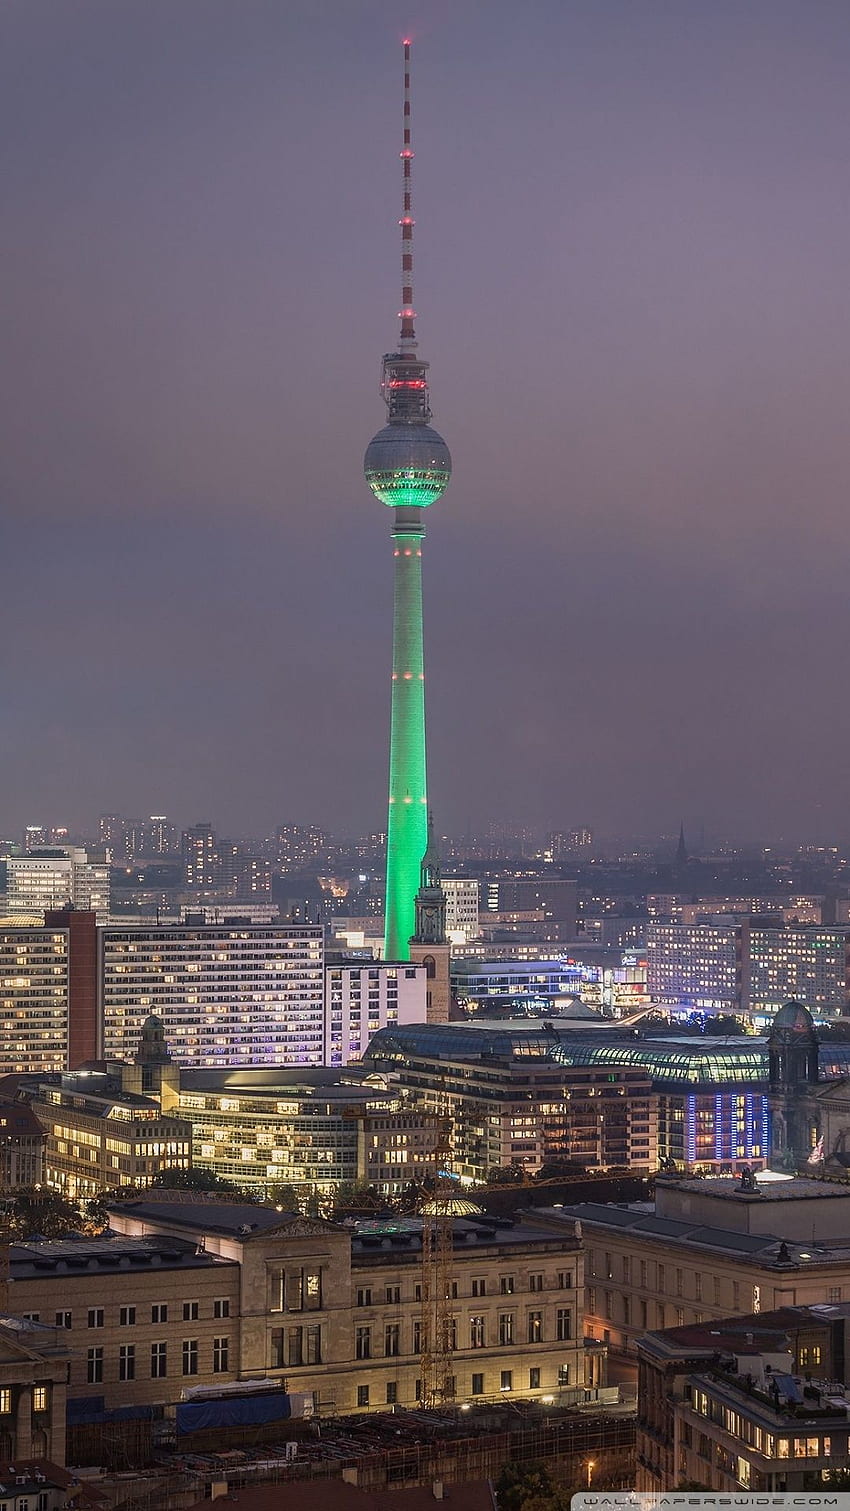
top-left (364, 41), bottom-right (452, 962)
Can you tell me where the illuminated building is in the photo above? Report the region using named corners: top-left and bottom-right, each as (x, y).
top-left (6, 847), bottom-right (110, 919)
top-left (176, 1069), bottom-right (442, 1198)
top-left (363, 1022), bottom-right (658, 1179)
top-left (31, 1066), bottom-right (191, 1199)
top-left (181, 823), bottom-right (219, 889)
top-left (0, 920), bottom-right (78, 1074)
top-left (363, 43), bottom-right (452, 962)
top-left (100, 923), bottom-right (324, 1067)
top-left (647, 920), bottom-right (850, 1020)
top-left (363, 1021), bottom-right (779, 1179)
top-left (543, 1174), bottom-right (850, 1359)
top-left (273, 825), bottom-right (327, 871)
top-left (647, 921), bottom-right (742, 1013)
top-left (637, 1307), bottom-right (850, 1492)
top-left (108, 1196), bottom-right (585, 1412)
top-left (443, 877), bottom-right (480, 946)
top-left (324, 960), bottom-right (426, 1066)
top-left (0, 1096), bottom-right (45, 1188)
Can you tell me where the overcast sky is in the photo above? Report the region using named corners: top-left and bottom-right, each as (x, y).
top-left (3, 0), bottom-right (850, 844)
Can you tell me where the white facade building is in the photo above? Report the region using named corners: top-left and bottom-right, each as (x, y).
top-left (324, 960), bottom-right (426, 1066)
top-left (6, 847), bottom-right (111, 919)
top-left (100, 923), bottom-right (324, 1067)
top-left (443, 877), bottom-right (480, 946)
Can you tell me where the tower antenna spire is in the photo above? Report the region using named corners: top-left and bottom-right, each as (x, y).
top-left (400, 38), bottom-right (416, 351)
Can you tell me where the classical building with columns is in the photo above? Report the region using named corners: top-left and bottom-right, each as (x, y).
top-left (0, 1317), bottom-right (70, 1465)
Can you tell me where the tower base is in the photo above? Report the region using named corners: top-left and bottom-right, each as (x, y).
top-left (409, 940), bottom-right (451, 1024)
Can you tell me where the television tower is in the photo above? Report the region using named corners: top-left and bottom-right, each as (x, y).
top-left (364, 40), bottom-right (452, 962)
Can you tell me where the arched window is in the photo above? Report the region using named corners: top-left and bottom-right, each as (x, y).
top-left (423, 955), bottom-right (436, 979)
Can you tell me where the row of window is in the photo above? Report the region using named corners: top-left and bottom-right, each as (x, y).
top-left (353, 1309), bottom-right (572, 1358)
top-left (355, 1271), bottom-right (574, 1307)
top-left (85, 1337), bottom-right (230, 1383)
top-left (354, 1364), bottom-right (570, 1408)
top-left (39, 1298), bottom-right (232, 1329)
top-left (0, 1386), bottom-right (48, 1414)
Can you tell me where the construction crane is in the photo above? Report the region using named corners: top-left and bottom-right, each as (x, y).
top-left (419, 1114), bottom-right (455, 1408)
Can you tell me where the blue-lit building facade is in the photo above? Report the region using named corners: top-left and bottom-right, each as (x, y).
top-left (361, 1021), bottom-right (776, 1179)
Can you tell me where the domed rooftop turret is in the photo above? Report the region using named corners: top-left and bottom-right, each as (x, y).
top-left (769, 1001), bottom-right (817, 1040)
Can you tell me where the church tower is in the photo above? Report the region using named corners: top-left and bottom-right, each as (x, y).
top-left (408, 814), bottom-right (451, 1024)
top-left (767, 999), bottom-right (820, 1170)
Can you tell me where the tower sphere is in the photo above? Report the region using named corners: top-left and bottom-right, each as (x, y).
top-left (364, 423), bottom-right (452, 508)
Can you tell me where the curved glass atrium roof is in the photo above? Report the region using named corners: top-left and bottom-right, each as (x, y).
top-left (363, 1021), bottom-right (772, 1086)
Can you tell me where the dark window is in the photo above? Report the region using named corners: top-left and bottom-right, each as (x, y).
top-left (119, 1307), bottom-right (136, 1326)
top-left (500, 1371), bottom-right (512, 1392)
top-left (87, 1309), bottom-right (104, 1329)
top-left (87, 1348), bottom-right (103, 1384)
top-left (471, 1372), bottom-right (484, 1395)
top-left (385, 1324), bottom-right (400, 1357)
top-left (213, 1337), bottom-right (229, 1373)
top-left (357, 1385), bottom-right (369, 1408)
top-left (356, 1327), bottom-right (371, 1360)
top-left (182, 1301), bottom-right (199, 1322)
top-left (182, 1339), bottom-right (199, 1376)
top-left (556, 1308), bottom-right (572, 1341)
top-left (214, 1298), bottom-right (230, 1319)
top-left (151, 1342), bottom-right (167, 1378)
top-left (529, 1368), bottom-right (541, 1389)
top-left (119, 1345), bottom-right (135, 1381)
top-left (528, 1311), bottom-right (543, 1343)
top-left (151, 1304), bottom-right (168, 1324)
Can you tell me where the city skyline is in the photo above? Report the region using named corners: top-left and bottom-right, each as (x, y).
top-left (5, 3), bottom-right (850, 843)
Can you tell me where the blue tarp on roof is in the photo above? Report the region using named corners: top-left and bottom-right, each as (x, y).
top-left (176, 1392), bottom-right (291, 1434)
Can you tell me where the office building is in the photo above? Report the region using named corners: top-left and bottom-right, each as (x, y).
top-left (100, 922), bottom-right (324, 1067)
top-left (443, 878), bottom-right (480, 946)
top-left (484, 878), bottom-right (578, 936)
top-left (6, 849), bottom-right (110, 920)
top-left (324, 960), bottom-right (426, 1066)
top-left (30, 1063), bottom-right (191, 1199)
top-left (176, 1068), bottom-right (443, 1198)
top-left (363, 1021), bottom-right (658, 1179)
top-left (647, 920), bottom-right (850, 1020)
top-left (637, 1307), bottom-right (850, 1492)
top-left (181, 824), bottom-right (219, 889)
top-left (363, 43), bottom-right (452, 962)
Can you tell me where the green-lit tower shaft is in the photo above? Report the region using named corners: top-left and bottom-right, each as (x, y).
top-left (363, 40), bottom-right (452, 961)
top-left (386, 506), bottom-right (427, 959)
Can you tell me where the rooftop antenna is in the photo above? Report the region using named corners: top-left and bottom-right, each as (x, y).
top-left (399, 39), bottom-right (416, 353)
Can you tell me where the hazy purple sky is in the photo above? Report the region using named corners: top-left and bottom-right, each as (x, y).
top-left (3, 0), bottom-right (850, 844)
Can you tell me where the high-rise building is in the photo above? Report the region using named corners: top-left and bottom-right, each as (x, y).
top-left (363, 42), bottom-right (452, 962)
top-left (6, 847), bottom-right (110, 919)
top-left (100, 922), bottom-right (324, 1066)
top-left (442, 877), bottom-right (480, 946)
top-left (181, 822), bottom-right (219, 889)
top-left (324, 959), bottom-right (426, 1065)
top-left (647, 919), bottom-right (850, 1020)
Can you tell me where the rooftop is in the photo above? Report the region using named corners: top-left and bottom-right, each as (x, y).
top-left (10, 1233), bottom-right (236, 1279)
top-left (536, 1201), bottom-right (850, 1267)
top-left (666, 1175), bottom-right (850, 1203)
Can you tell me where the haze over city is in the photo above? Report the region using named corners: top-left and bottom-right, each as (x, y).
top-left (4, 0), bottom-right (850, 844)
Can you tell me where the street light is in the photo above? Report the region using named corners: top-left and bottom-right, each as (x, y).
top-left (585, 1460), bottom-right (595, 1489)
